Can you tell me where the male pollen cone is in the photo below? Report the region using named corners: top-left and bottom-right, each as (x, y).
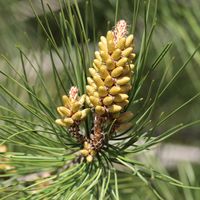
top-left (86, 20), bottom-right (135, 117)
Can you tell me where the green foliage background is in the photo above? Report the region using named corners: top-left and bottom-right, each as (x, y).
top-left (0, 0), bottom-right (200, 199)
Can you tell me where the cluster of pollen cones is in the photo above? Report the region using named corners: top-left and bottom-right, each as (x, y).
top-left (55, 20), bottom-right (135, 162)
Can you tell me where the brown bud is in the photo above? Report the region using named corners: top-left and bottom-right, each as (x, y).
top-left (117, 111), bottom-right (134, 123)
top-left (116, 122), bottom-right (132, 132)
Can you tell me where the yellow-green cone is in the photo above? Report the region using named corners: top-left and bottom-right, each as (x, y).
top-left (86, 19), bottom-right (135, 117)
top-left (55, 87), bottom-right (88, 127)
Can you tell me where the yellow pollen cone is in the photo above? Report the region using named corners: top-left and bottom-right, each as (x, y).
top-left (129, 53), bottom-right (136, 60)
top-left (86, 155), bottom-right (93, 162)
top-left (114, 94), bottom-right (128, 103)
top-left (79, 94), bottom-right (86, 105)
top-left (123, 70), bottom-right (132, 77)
top-left (90, 149), bottom-right (96, 156)
top-left (100, 51), bottom-right (110, 62)
top-left (95, 106), bottom-right (106, 115)
top-left (109, 86), bottom-right (121, 95)
top-left (108, 104), bottom-right (122, 113)
top-left (94, 59), bottom-right (102, 68)
top-left (71, 102), bottom-right (81, 113)
top-left (107, 40), bottom-right (115, 53)
top-left (62, 95), bottom-right (71, 107)
top-left (111, 49), bottom-right (121, 60)
top-left (106, 31), bottom-right (114, 42)
top-left (93, 92), bottom-right (99, 97)
top-left (116, 57), bottom-right (128, 67)
top-left (86, 96), bottom-right (92, 107)
top-left (122, 65), bottom-right (131, 76)
top-left (98, 86), bottom-right (108, 97)
top-left (116, 77), bottom-right (130, 85)
top-left (120, 84), bottom-right (132, 93)
top-left (122, 47), bottom-right (133, 57)
top-left (63, 118), bottom-right (74, 126)
top-left (71, 111), bottom-right (82, 121)
top-left (103, 96), bottom-right (113, 106)
top-left (89, 68), bottom-right (97, 77)
top-left (106, 58), bottom-right (115, 70)
top-left (111, 67), bottom-right (123, 78)
top-left (95, 51), bottom-right (102, 61)
top-left (80, 149), bottom-right (89, 156)
top-left (99, 65), bottom-right (110, 79)
top-left (93, 75), bottom-right (105, 87)
top-left (86, 85), bottom-right (96, 96)
top-left (87, 77), bottom-right (97, 88)
top-left (84, 141), bottom-right (91, 149)
top-left (125, 34), bottom-right (134, 47)
top-left (116, 37), bottom-right (126, 49)
top-left (98, 41), bottom-right (107, 52)
top-left (130, 64), bottom-right (135, 70)
top-left (57, 106), bottom-right (71, 117)
top-left (89, 96), bottom-right (101, 106)
top-left (81, 109), bottom-right (90, 120)
top-left (55, 119), bottom-right (67, 127)
top-left (100, 36), bottom-right (107, 44)
top-left (116, 100), bottom-right (129, 107)
top-left (104, 75), bottom-right (114, 87)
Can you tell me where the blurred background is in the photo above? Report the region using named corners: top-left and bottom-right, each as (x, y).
top-left (0, 0), bottom-right (200, 199)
